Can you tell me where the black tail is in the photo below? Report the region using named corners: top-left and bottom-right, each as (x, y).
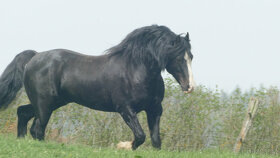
top-left (0, 50), bottom-right (37, 110)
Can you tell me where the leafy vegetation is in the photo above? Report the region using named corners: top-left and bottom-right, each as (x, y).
top-left (0, 77), bottom-right (279, 155)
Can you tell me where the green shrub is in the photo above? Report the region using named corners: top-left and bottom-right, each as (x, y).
top-left (0, 77), bottom-right (279, 154)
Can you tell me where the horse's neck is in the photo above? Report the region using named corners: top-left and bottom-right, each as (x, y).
top-left (137, 63), bottom-right (162, 83)
top-left (107, 54), bottom-right (162, 80)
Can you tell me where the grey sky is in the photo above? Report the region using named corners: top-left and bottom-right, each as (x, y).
top-left (0, 0), bottom-right (279, 92)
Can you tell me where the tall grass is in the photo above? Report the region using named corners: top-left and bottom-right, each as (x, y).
top-left (0, 77), bottom-right (279, 155)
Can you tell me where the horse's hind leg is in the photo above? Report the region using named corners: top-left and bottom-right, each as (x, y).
top-left (30, 99), bottom-right (54, 140)
top-left (17, 104), bottom-right (34, 138)
top-left (30, 117), bottom-right (47, 140)
top-left (30, 112), bottom-right (52, 140)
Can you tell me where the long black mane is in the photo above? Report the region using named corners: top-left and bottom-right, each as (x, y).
top-left (107, 25), bottom-right (190, 70)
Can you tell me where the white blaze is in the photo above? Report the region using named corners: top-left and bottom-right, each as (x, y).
top-left (184, 52), bottom-right (195, 92)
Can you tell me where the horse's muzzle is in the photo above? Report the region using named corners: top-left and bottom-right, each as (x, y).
top-left (183, 85), bottom-right (194, 94)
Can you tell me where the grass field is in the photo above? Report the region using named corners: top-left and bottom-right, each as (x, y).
top-left (0, 134), bottom-right (278, 158)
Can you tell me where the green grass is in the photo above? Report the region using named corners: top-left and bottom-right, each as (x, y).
top-left (0, 134), bottom-right (278, 158)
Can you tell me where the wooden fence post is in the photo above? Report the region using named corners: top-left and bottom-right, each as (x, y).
top-left (233, 97), bottom-right (259, 153)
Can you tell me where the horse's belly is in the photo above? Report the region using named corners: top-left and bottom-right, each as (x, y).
top-left (66, 94), bottom-right (116, 112)
top-left (79, 101), bottom-right (116, 112)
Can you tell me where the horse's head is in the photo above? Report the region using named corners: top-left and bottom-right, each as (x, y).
top-left (106, 25), bottom-right (195, 93)
top-left (166, 33), bottom-right (195, 93)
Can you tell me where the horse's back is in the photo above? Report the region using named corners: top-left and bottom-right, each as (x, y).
top-left (23, 49), bottom-right (92, 103)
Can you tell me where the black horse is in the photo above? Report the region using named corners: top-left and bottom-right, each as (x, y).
top-left (0, 25), bottom-right (194, 150)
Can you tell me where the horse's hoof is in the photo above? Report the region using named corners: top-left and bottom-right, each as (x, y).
top-left (117, 141), bottom-right (133, 150)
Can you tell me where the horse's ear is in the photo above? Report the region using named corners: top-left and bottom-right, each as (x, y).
top-left (185, 32), bottom-right (189, 41)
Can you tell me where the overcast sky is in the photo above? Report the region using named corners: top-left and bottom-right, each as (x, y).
top-left (0, 0), bottom-right (279, 92)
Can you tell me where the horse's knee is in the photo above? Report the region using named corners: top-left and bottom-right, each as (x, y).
top-left (133, 133), bottom-right (146, 150)
top-left (138, 133), bottom-right (146, 144)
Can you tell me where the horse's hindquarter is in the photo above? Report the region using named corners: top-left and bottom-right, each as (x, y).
top-left (24, 50), bottom-right (69, 107)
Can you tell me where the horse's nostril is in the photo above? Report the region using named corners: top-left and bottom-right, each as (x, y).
top-left (183, 85), bottom-right (194, 94)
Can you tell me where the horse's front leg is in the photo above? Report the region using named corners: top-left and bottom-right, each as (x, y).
top-left (146, 104), bottom-right (162, 149)
top-left (118, 107), bottom-right (146, 150)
